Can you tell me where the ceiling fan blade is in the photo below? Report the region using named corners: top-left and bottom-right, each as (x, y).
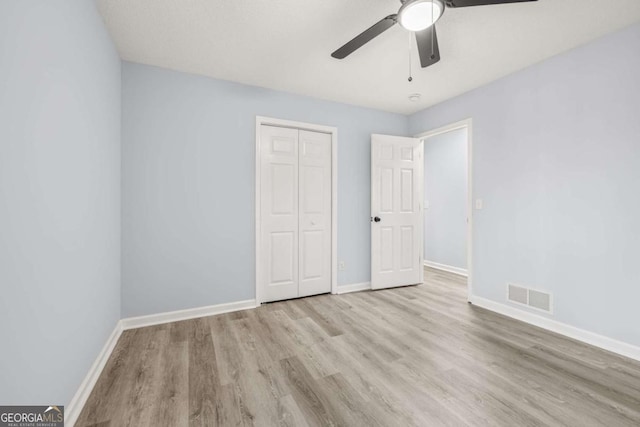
top-left (416, 25), bottom-right (440, 68)
top-left (445, 0), bottom-right (536, 7)
top-left (331, 15), bottom-right (397, 59)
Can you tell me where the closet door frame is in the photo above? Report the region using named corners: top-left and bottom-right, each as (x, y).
top-left (255, 116), bottom-right (338, 305)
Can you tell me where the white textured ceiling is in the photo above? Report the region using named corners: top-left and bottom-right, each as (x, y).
top-left (97, 0), bottom-right (640, 114)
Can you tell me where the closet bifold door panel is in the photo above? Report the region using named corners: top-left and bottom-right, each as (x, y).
top-left (298, 130), bottom-right (332, 298)
top-left (259, 125), bottom-right (332, 303)
top-left (260, 125), bottom-right (300, 302)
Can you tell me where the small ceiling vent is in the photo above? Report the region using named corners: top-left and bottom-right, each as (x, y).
top-left (507, 283), bottom-right (552, 313)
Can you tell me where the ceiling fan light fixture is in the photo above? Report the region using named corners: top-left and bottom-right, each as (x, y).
top-left (399, 0), bottom-right (444, 32)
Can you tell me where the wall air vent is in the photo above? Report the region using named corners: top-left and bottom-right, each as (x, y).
top-left (507, 283), bottom-right (552, 313)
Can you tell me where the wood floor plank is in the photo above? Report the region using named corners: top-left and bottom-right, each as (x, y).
top-left (209, 314), bottom-right (242, 387)
top-left (188, 318), bottom-right (221, 425)
top-left (311, 336), bottom-right (427, 427)
top-left (277, 394), bottom-right (311, 427)
top-left (149, 340), bottom-right (189, 427)
top-left (315, 373), bottom-right (385, 427)
top-left (114, 325), bottom-right (168, 427)
top-left (279, 356), bottom-right (343, 427)
top-left (296, 299), bottom-right (343, 337)
top-left (76, 267), bottom-right (640, 426)
top-left (169, 319), bottom-right (190, 343)
top-left (270, 309), bottom-right (327, 349)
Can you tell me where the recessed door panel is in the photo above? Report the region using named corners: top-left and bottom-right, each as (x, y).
top-left (301, 166), bottom-right (324, 214)
top-left (272, 138), bottom-right (295, 155)
top-left (271, 164), bottom-right (295, 214)
top-left (400, 169), bottom-right (414, 212)
top-left (302, 139), bottom-right (329, 158)
top-left (401, 147), bottom-right (413, 161)
top-left (380, 168), bottom-right (394, 213)
top-left (380, 227), bottom-right (394, 273)
top-left (400, 226), bottom-right (414, 271)
top-left (270, 232), bottom-right (295, 284)
top-left (302, 230), bottom-right (323, 280)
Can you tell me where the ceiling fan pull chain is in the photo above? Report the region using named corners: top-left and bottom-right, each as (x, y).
top-left (408, 32), bottom-right (413, 82)
top-left (431, 0), bottom-right (435, 56)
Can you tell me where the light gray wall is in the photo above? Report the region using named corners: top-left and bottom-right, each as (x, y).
top-left (122, 62), bottom-right (408, 317)
top-left (424, 128), bottom-right (467, 270)
top-left (409, 23), bottom-right (640, 347)
top-left (0, 1), bottom-right (121, 405)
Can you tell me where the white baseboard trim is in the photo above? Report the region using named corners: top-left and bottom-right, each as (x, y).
top-left (469, 295), bottom-right (640, 363)
top-left (120, 299), bottom-right (258, 330)
top-left (336, 282), bottom-right (371, 294)
top-left (66, 321), bottom-right (123, 427)
top-left (424, 260), bottom-right (468, 277)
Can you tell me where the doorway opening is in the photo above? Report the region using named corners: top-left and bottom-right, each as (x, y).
top-left (417, 119), bottom-right (472, 300)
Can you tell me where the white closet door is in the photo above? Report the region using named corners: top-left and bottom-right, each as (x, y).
top-left (298, 130), bottom-right (332, 297)
top-left (260, 125), bottom-right (299, 302)
top-left (371, 134), bottom-right (423, 290)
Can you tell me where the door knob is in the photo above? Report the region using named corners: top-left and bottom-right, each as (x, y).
top-left (373, 216), bottom-right (381, 222)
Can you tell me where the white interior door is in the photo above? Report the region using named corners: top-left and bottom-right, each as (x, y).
top-left (298, 130), bottom-right (332, 297)
top-left (260, 125), bottom-right (299, 302)
top-left (259, 125), bottom-right (332, 302)
top-left (371, 134), bottom-right (423, 290)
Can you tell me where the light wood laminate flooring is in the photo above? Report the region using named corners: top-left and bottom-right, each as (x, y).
top-left (76, 268), bottom-right (640, 426)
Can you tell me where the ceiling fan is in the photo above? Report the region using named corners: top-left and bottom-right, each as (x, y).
top-left (331, 0), bottom-right (538, 69)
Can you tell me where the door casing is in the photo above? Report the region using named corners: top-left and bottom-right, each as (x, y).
top-left (255, 116), bottom-right (338, 304)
